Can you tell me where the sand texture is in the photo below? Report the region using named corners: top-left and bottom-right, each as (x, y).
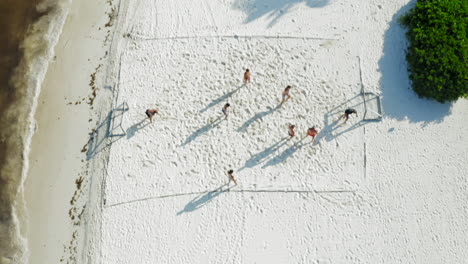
top-left (83, 0), bottom-right (468, 263)
top-left (24, 0), bottom-right (117, 263)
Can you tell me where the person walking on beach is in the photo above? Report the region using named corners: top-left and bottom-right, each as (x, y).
top-left (145, 109), bottom-right (158, 123)
top-left (306, 126), bottom-right (318, 142)
top-left (288, 124), bottom-right (296, 138)
top-left (228, 169), bottom-right (237, 185)
top-left (243, 69), bottom-right (251, 85)
top-left (222, 103), bottom-right (230, 120)
top-left (341, 108), bottom-right (357, 123)
top-left (280, 85), bottom-right (292, 106)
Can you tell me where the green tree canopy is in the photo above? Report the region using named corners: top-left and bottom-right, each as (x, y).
top-left (400, 0), bottom-right (467, 103)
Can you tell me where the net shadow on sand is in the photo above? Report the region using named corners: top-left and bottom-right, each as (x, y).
top-left (86, 102), bottom-right (129, 160)
top-left (313, 94), bottom-right (366, 144)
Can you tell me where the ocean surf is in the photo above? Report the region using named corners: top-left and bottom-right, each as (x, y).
top-left (0, 0), bottom-right (71, 263)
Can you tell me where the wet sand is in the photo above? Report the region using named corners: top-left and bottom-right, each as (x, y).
top-left (0, 0), bottom-right (46, 261)
top-left (24, 0), bottom-right (115, 263)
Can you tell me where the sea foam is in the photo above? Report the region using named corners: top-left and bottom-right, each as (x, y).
top-left (0, 0), bottom-right (71, 263)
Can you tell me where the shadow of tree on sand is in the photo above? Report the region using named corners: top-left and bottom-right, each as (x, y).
top-left (233, 0), bottom-right (331, 27)
top-left (379, 0), bottom-right (452, 126)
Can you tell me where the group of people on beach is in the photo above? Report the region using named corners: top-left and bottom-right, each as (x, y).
top-left (218, 70), bottom-right (322, 142)
top-left (144, 69), bottom-right (358, 186)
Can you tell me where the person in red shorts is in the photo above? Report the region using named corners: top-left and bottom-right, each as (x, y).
top-left (306, 126), bottom-right (318, 142)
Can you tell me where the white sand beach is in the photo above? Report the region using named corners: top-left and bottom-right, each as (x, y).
top-left (24, 0), bottom-right (468, 263)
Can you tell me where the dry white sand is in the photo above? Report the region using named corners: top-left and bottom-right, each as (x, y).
top-left (84, 0), bottom-right (468, 263)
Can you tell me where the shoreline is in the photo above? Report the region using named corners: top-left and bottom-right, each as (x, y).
top-left (24, 0), bottom-right (118, 263)
top-left (0, 0), bottom-right (72, 262)
top-left (16, 0), bottom-right (468, 263)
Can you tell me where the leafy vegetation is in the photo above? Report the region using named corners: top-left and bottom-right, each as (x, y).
top-left (400, 0), bottom-right (467, 103)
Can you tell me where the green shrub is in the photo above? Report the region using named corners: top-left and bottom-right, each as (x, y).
top-left (400, 0), bottom-right (468, 103)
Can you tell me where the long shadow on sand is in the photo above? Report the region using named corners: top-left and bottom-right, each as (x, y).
top-left (200, 85), bottom-right (244, 113)
top-left (232, 0), bottom-right (331, 27)
top-left (262, 137), bottom-right (306, 168)
top-left (237, 105), bottom-right (280, 132)
top-left (126, 119), bottom-right (150, 139)
top-left (177, 184), bottom-right (231, 215)
top-left (240, 136), bottom-right (290, 170)
top-left (182, 116), bottom-right (224, 146)
top-left (86, 102), bottom-right (129, 160)
top-left (379, 0), bottom-right (451, 125)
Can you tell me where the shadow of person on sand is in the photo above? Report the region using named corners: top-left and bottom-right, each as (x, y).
top-left (240, 136), bottom-right (290, 170)
top-left (320, 119), bottom-right (367, 143)
top-left (177, 184), bottom-right (231, 215)
top-left (182, 116), bottom-right (224, 146)
top-left (379, 0), bottom-right (452, 126)
top-left (232, 0), bottom-right (331, 27)
top-left (262, 137), bottom-right (305, 168)
top-left (237, 105), bottom-right (280, 132)
top-left (200, 85), bottom-right (244, 113)
top-left (126, 119), bottom-right (149, 139)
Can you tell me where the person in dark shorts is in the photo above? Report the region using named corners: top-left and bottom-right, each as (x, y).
top-left (243, 69), bottom-right (251, 85)
top-left (280, 85), bottom-right (292, 106)
top-left (145, 109), bottom-right (158, 123)
top-left (228, 169), bottom-right (237, 185)
top-left (341, 108), bottom-right (357, 123)
top-left (222, 103), bottom-right (231, 119)
top-left (288, 124), bottom-right (296, 138)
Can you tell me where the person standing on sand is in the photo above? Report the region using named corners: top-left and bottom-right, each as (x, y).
top-left (145, 109), bottom-right (158, 123)
top-left (280, 85), bottom-right (292, 106)
top-left (243, 69), bottom-right (251, 85)
top-left (341, 108), bottom-right (357, 123)
top-left (228, 169), bottom-right (237, 185)
top-left (288, 124), bottom-right (296, 138)
top-left (222, 103), bottom-right (230, 120)
top-left (306, 126), bottom-right (318, 142)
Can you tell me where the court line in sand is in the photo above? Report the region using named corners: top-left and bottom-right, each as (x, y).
top-left (126, 33), bottom-right (341, 41)
top-left (105, 188), bottom-right (357, 208)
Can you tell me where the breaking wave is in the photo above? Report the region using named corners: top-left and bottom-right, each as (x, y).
top-left (0, 0), bottom-right (71, 263)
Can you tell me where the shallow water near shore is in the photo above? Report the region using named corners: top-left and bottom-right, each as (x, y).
top-left (0, 0), bottom-right (70, 262)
